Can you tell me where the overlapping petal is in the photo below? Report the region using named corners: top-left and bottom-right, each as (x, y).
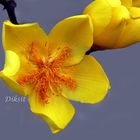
top-left (121, 0), bottom-right (132, 7)
top-left (83, 0), bottom-right (140, 50)
top-left (83, 0), bottom-right (112, 37)
top-left (106, 0), bottom-right (121, 6)
top-left (130, 7), bottom-right (140, 18)
top-left (94, 5), bottom-right (129, 49)
top-left (116, 18), bottom-right (140, 47)
top-left (132, 0), bottom-right (140, 7)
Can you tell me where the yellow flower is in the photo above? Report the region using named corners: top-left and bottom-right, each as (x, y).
top-left (0, 15), bottom-right (110, 133)
top-left (83, 0), bottom-right (140, 50)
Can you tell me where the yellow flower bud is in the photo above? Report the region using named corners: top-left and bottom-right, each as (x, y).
top-left (83, 0), bottom-right (140, 50)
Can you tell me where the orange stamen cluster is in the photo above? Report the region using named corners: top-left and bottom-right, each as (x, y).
top-left (17, 42), bottom-right (76, 103)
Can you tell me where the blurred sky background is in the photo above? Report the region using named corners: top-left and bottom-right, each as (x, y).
top-left (0, 0), bottom-right (140, 140)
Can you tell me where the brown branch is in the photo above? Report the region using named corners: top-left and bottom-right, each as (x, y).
top-left (0, 0), bottom-right (18, 24)
top-left (86, 44), bottom-right (107, 55)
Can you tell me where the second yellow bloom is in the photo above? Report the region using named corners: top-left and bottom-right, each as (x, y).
top-left (83, 0), bottom-right (140, 50)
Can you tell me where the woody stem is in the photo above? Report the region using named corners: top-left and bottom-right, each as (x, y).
top-left (0, 0), bottom-right (18, 24)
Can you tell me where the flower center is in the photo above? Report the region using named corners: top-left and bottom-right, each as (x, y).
top-left (17, 42), bottom-right (76, 103)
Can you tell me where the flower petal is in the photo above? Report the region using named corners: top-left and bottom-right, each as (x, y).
top-left (83, 0), bottom-right (112, 37)
top-left (121, 0), bottom-right (132, 7)
top-left (130, 7), bottom-right (140, 18)
top-left (0, 50), bottom-right (25, 96)
top-left (116, 18), bottom-right (140, 47)
top-left (132, 0), bottom-right (140, 7)
top-left (49, 15), bottom-right (93, 66)
top-left (106, 0), bottom-right (121, 6)
top-left (62, 55), bottom-right (110, 104)
top-left (28, 92), bottom-right (75, 133)
top-left (2, 20), bottom-right (48, 53)
top-left (2, 50), bottom-right (20, 76)
top-left (0, 75), bottom-right (25, 96)
top-left (94, 5), bottom-right (130, 49)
